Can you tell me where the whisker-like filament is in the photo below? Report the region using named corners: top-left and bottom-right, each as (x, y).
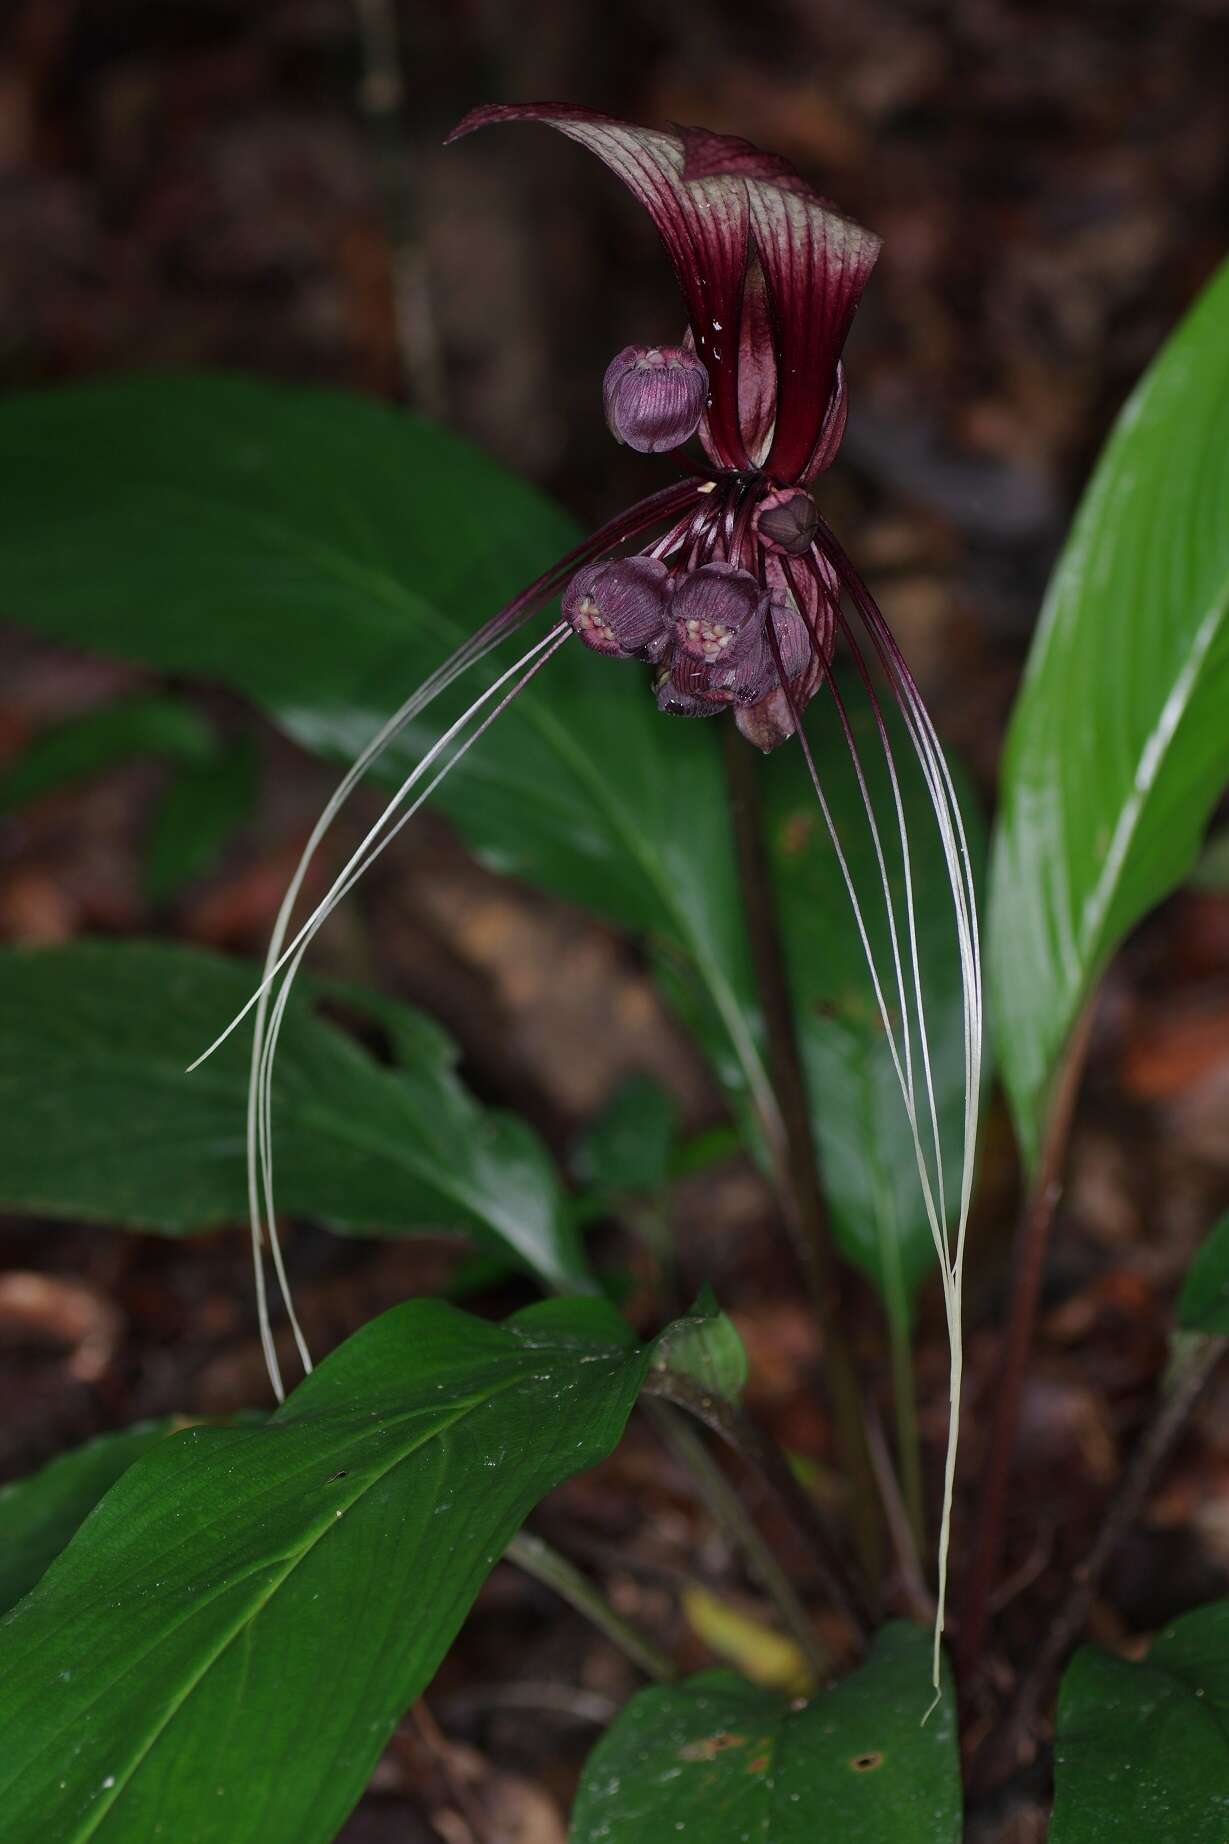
top-left (768, 565), bottom-right (983, 1697)
top-left (824, 602), bottom-right (951, 1244)
top-left (249, 623), bottom-right (572, 1397)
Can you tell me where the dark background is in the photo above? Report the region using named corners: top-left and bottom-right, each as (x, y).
top-left (3, 3), bottom-right (1229, 1838)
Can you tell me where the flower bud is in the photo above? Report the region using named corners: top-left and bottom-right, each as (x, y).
top-left (562, 556), bottom-right (672, 659)
top-left (729, 600), bottom-right (813, 706)
top-left (603, 345), bottom-right (709, 454)
top-left (672, 563), bottom-right (768, 670)
top-left (753, 488), bottom-right (818, 557)
top-left (733, 602), bottom-right (822, 750)
top-left (734, 687), bottom-right (797, 751)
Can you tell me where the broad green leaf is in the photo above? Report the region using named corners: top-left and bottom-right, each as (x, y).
top-left (990, 261), bottom-right (1229, 1165)
top-left (650, 1285), bottom-right (748, 1404)
top-left (569, 1622), bottom-right (961, 1842)
top-left (1177, 1212), bottom-right (1229, 1336)
top-left (144, 731), bottom-right (259, 901)
top-left (0, 941), bottom-right (588, 1293)
top-left (0, 693), bottom-right (213, 810)
top-left (1050, 1601), bottom-right (1229, 1844)
top-left (0, 1421), bottom-right (176, 1615)
top-left (0, 372), bottom-right (766, 1130)
top-left (0, 1296), bottom-right (649, 1844)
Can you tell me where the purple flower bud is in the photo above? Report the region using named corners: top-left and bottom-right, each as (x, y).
top-left (722, 598), bottom-right (813, 704)
top-left (672, 563), bottom-right (768, 671)
top-left (603, 345), bottom-right (710, 454)
top-left (734, 686), bottom-right (798, 751)
top-left (753, 488), bottom-right (818, 557)
top-left (733, 602), bottom-right (822, 749)
top-left (563, 555), bottom-right (672, 659)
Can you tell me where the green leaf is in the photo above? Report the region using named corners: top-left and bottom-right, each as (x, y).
top-left (1177, 1212), bottom-right (1229, 1336)
top-left (1050, 1601), bottom-right (1229, 1844)
top-left (0, 1296), bottom-right (648, 1844)
top-left (572, 1074), bottom-right (680, 1199)
top-left (0, 372), bottom-right (768, 1133)
top-left (650, 1286), bottom-right (748, 1404)
top-left (144, 732), bottom-right (259, 901)
top-left (0, 1422), bottom-right (177, 1615)
top-left (0, 940), bottom-right (588, 1293)
top-left (990, 261), bottom-right (1229, 1165)
top-left (0, 693), bottom-right (214, 810)
top-left (569, 1622), bottom-right (961, 1843)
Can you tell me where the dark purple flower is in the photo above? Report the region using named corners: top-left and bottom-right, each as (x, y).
top-left (603, 345), bottom-right (709, 453)
top-left (563, 555), bottom-right (672, 658)
top-left (220, 108), bottom-right (981, 1689)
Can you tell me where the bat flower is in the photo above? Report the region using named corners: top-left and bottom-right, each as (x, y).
top-left (199, 104), bottom-right (981, 1689)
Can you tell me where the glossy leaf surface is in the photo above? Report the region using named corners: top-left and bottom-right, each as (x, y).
top-left (1050, 1601), bottom-right (1229, 1844)
top-left (0, 941), bottom-right (587, 1293)
top-left (0, 1297), bottom-right (648, 1844)
top-left (570, 1622), bottom-right (961, 1842)
top-left (990, 261), bottom-right (1229, 1163)
top-left (0, 1421), bottom-right (176, 1615)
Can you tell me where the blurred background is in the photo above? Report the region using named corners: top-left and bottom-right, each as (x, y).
top-left (2, 2), bottom-right (1228, 1836)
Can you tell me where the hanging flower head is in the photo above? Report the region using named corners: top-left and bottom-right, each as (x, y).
top-left (444, 103), bottom-right (882, 751)
top-left (197, 104), bottom-right (982, 1695)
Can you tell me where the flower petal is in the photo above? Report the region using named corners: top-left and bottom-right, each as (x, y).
top-left (448, 104), bottom-right (752, 466)
top-left (744, 178), bottom-right (880, 483)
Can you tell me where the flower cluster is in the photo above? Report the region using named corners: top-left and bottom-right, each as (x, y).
top-left (444, 104), bottom-right (881, 751)
top-left (225, 105), bottom-right (982, 1699)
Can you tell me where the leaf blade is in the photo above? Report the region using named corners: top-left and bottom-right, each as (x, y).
top-left (0, 941), bottom-right (587, 1293)
top-left (0, 1298), bottom-right (648, 1844)
top-left (989, 261), bottom-right (1229, 1162)
top-left (1050, 1601), bottom-right (1229, 1844)
top-left (569, 1622), bottom-right (961, 1842)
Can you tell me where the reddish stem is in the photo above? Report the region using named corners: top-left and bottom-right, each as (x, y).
top-left (958, 1003), bottom-right (1096, 1676)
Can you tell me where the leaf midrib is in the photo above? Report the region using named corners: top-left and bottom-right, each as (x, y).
top-left (28, 1364), bottom-right (551, 1843)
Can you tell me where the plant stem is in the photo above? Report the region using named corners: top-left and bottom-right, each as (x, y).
top-left (959, 1003), bottom-right (1096, 1676)
top-left (980, 1331), bottom-right (1227, 1785)
top-left (645, 1368), bottom-right (873, 1639)
top-left (722, 727), bottom-right (884, 1588)
top-left (648, 1402), bottom-right (830, 1681)
top-left (505, 1530), bottom-right (676, 1683)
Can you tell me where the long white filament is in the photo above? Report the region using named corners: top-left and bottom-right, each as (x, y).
top-left (199, 619), bottom-right (568, 1399)
top-left (781, 580), bottom-right (983, 1703)
top-left (250, 624), bottom-right (572, 1392)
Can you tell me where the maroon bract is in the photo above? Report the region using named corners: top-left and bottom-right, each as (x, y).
top-left (755, 488), bottom-right (819, 557)
top-left (603, 345), bottom-right (709, 454)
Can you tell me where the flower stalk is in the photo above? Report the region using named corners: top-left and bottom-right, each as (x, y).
top-left (722, 725), bottom-right (885, 1588)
